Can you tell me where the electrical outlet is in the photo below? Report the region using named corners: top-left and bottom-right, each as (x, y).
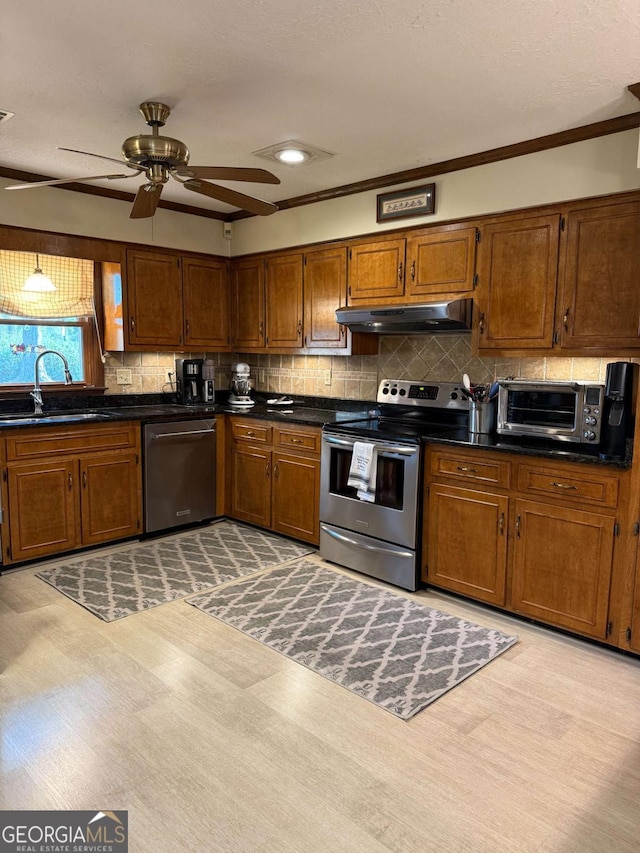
top-left (324, 370), bottom-right (332, 386)
top-left (116, 368), bottom-right (132, 385)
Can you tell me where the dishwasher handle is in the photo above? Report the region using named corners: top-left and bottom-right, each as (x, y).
top-left (151, 427), bottom-right (216, 440)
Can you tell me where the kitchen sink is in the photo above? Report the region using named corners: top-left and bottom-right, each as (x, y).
top-left (0, 412), bottom-right (112, 426)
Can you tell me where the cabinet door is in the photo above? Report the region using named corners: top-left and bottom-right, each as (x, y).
top-left (80, 452), bottom-right (141, 546)
top-left (182, 257), bottom-right (230, 349)
top-left (230, 444), bottom-right (271, 527)
top-left (265, 253), bottom-right (304, 347)
top-left (231, 258), bottom-right (265, 349)
top-left (272, 451), bottom-right (320, 544)
top-left (511, 499), bottom-right (614, 638)
top-left (303, 247), bottom-right (348, 350)
top-left (406, 225), bottom-right (477, 298)
top-left (559, 201), bottom-right (640, 349)
top-left (7, 459), bottom-right (78, 562)
top-left (347, 238), bottom-right (406, 302)
top-left (475, 214), bottom-right (559, 351)
top-left (126, 250), bottom-right (183, 348)
top-left (630, 554), bottom-right (640, 653)
top-left (425, 484), bottom-right (508, 605)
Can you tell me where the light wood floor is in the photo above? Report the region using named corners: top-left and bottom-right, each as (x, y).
top-left (1, 546), bottom-right (639, 853)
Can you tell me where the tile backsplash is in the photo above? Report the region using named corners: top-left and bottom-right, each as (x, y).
top-left (105, 334), bottom-right (629, 399)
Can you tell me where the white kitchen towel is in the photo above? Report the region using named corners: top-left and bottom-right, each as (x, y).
top-left (347, 441), bottom-right (378, 502)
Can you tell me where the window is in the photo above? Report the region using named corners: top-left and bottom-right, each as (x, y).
top-left (0, 251), bottom-right (104, 393)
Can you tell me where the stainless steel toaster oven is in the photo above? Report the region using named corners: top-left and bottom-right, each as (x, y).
top-left (496, 380), bottom-right (604, 444)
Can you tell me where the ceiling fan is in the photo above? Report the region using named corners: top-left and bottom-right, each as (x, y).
top-left (5, 101), bottom-right (281, 218)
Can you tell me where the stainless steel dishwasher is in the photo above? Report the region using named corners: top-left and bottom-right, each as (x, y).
top-left (144, 418), bottom-right (217, 533)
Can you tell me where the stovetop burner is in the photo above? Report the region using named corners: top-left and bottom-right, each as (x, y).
top-left (325, 379), bottom-right (470, 441)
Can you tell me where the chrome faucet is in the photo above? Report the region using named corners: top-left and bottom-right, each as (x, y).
top-left (31, 350), bottom-right (73, 415)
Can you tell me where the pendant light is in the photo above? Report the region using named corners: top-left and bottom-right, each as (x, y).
top-left (23, 254), bottom-right (56, 292)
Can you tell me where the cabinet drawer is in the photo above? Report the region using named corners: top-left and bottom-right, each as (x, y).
top-left (5, 423), bottom-right (139, 462)
top-left (516, 463), bottom-right (619, 508)
top-left (274, 426), bottom-right (320, 454)
top-left (231, 421), bottom-right (272, 444)
top-left (430, 450), bottom-right (511, 489)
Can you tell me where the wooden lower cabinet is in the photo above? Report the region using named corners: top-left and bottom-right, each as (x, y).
top-left (3, 422), bottom-right (142, 564)
top-left (229, 418), bottom-right (320, 545)
top-left (80, 452), bottom-right (141, 546)
top-left (231, 443), bottom-right (272, 527)
top-left (510, 499), bottom-right (615, 639)
top-left (7, 458), bottom-right (78, 562)
top-left (424, 445), bottom-right (624, 644)
top-left (272, 450), bottom-right (320, 542)
top-left (427, 483), bottom-right (508, 605)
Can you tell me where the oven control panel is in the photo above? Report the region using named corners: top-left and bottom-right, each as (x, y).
top-left (377, 379), bottom-right (469, 410)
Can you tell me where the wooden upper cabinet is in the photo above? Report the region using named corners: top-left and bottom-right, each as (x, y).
top-left (406, 225), bottom-right (477, 298)
top-left (303, 247), bottom-right (348, 350)
top-left (558, 200), bottom-right (640, 350)
top-left (231, 257), bottom-right (265, 349)
top-left (182, 257), bottom-right (230, 349)
top-left (126, 250), bottom-right (183, 347)
top-left (347, 237), bottom-right (406, 302)
top-left (475, 214), bottom-right (560, 351)
top-left (265, 253), bottom-right (304, 347)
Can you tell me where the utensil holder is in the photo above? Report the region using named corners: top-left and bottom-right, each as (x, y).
top-left (469, 400), bottom-right (496, 434)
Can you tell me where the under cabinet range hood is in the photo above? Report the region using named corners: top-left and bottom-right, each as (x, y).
top-left (335, 298), bottom-right (473, 334)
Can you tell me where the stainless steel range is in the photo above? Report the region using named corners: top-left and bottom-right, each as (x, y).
top-left (320, 379), bottom-right (469, 590)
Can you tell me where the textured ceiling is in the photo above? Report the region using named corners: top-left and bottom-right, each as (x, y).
top-left (1, 0), bottom-right (639, 217)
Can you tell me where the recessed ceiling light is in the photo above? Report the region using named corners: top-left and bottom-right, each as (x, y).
top-left (253, 139), bottom-right (335, 166)
top-left (276, 148), bottom-right (308, 164)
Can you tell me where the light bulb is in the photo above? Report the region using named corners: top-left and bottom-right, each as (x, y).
top-left (23, 255), bottom-right (56, 292)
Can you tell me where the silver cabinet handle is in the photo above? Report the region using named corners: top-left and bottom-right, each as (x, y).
top-left (457, 466), bottom-right (478, 473)
top-left (550, 481), bottom-right (578, 490)
top-left (499, 512), bottom-right (504, 535)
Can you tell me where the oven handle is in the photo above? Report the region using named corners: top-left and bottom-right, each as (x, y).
top-left (322, 435), bottom-right (418, 456)
top-left (320, 524), bottom-right (414, 558)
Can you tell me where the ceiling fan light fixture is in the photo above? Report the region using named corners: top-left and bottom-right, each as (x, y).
top-left (23, 255), bottom-right (56, 292)
top-left (253, 139), bottom-right (334, 166)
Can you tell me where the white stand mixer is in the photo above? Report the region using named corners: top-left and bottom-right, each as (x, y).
top-left (228, 362), bottom-right (255, 407)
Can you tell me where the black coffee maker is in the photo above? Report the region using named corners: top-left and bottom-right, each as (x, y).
top-left (175, 358), bottom-right (204, 404)
top-left (599, 361), bottom-right (637, 460)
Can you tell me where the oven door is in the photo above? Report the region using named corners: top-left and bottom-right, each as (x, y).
top-left (320, 431), bottom-right (420, 548)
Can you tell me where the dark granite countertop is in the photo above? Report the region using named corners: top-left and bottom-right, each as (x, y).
top-left (0, 391), bottom-right (632, 468)
top-left (422, 429), bottom-right (633, 469)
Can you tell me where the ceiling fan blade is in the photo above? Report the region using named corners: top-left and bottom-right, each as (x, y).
top-left (182, 179), bottom-right (278, 216)
top-left (58, 147), bottom-right (141, 170)
top-left (174, 166), bottom-right (280, 184)
top-left (5, 171), bottom-right (142, 190)
top-left (130, 183), bottom-right (162, 219)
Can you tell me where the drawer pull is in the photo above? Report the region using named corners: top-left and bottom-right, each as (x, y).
top-left (550, 481), bottom-right (578, 490)
top-left (289, 438), bottom-right (302, 444)
top-left (457, 466), bottom-right (478, 473)
top-left (245, 431), bottom-right (256, 437)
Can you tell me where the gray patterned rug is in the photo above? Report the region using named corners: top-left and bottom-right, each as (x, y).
top-left (188, 558), bottom-right (518, 720)
top-left (36, 522), bottom-right (314, 622)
